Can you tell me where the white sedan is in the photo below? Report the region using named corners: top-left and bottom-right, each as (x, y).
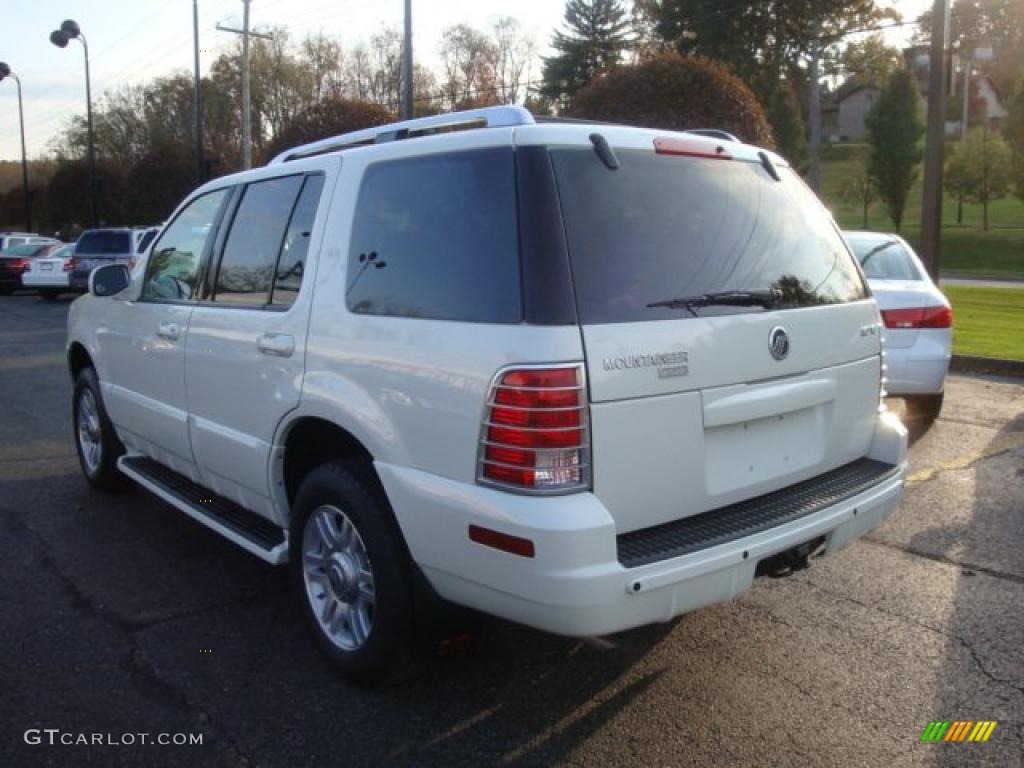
top-left (21, 243), bottom-right (76, 300)
top-left (844, 231), bottom-right (951, 424)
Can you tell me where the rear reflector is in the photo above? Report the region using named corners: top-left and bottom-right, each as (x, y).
top-left (468, 525), bottom-right (535, 558)
top-left (881, 306), bottom-right (952, 329)
top-left (478, 365), bottom-right (589, 493)
top-left (654, 136), bottom-right (732, 160)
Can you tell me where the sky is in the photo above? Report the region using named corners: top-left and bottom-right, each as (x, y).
top-left (0, 0), bottom-right (932, 162)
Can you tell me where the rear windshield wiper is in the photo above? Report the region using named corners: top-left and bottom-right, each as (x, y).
top-left (647, 290), bottom-right (780, 313)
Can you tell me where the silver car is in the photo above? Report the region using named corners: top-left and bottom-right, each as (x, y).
top-left (845, 231), bottom-right (952, 424)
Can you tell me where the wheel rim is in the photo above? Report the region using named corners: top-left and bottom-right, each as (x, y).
top-left (77, 388), bottom-right (102, 474)
top-left (302, 504), bottom-right (375, 651)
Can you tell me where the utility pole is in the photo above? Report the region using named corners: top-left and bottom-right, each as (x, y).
top-left (808, 34), bottom-right (823, 193)
top-left (957, 52), bottom-right (970, 223)
top-left (401, 0), bottom-right (413, 119)
top-left (241, 0), bottom-right (251, 169)
top-left (217, 3), bottom-right (271, 170)
top-left (919, 0), bottom-right (950, 281)
top-left (193, 0), bottom-right (205, 183)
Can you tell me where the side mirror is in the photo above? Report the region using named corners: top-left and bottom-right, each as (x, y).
top-left (89, 263), bottom-right (130, 297)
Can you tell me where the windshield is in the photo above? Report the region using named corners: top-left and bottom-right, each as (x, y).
top-left (76, 231), bottom-right (132, 255)
top-left (846, 237), bottom-right (922, 281)
top-left (550, 148), bottom-right (867, 324)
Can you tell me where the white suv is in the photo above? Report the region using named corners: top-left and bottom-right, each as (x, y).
top-left (67, 107), bottom-right (907, 682)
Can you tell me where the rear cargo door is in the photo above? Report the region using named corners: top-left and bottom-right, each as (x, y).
top-left (550, 140), bottom-right (884, 534)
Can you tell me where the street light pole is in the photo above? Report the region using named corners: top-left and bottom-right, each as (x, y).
top-left (402, 0), bottom-right (413, 119)
top-left (0, 63), bottom-right (31, 232)
top-left (50, 20), bottom-right (98, 227)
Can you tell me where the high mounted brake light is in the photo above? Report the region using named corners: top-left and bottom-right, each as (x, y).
top-left (478, 365), bottom-right (590, 493)
top-left (881, 306), bottom-right (952, 329)
top-left (654, 136), bottom-right (732, 160)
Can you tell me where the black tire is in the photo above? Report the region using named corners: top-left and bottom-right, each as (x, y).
top-left (40, 289), bottom-right (60, 301)
top-left (72, 367), bottom-right (126, 491)
top-left (905, 392), bottom-right (944, 425)
top-left (289, 461), bottom-right (413, 685)
top-left (0, 284), bottom-right (13, 295)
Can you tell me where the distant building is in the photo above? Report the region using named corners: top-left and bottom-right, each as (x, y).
top-left (833, 79), bottom-right (880, 141)
top-left (824, 45), bottom-right (1007, 142)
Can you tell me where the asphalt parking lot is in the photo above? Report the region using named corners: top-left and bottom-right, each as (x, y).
top-left (0, 293), bottom-right (1021, 768)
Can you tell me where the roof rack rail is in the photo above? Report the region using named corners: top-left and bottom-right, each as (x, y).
top-left (269, 105), bottom-right (536, 165)
top-left (684, 128), bottom-right (740, 143)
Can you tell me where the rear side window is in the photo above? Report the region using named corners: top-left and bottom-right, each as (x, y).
top-left (847, 238), bottom-right (922, 281)
top-left (346, 148), bottom-right (521, 323)
top-left (77, 231), bottom-right (132, 255)
top-left (272, 175), bottom-right (324, 308)
top-left (551, 148), bottom-right (867, 324)
top-left (214, 175), bottom-right (304, 305)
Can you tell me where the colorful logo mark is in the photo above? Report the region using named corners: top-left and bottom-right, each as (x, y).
top-left (921, 721), bottom-right (997, 742)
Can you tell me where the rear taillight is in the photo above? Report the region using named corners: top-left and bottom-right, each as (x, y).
top-left (63, 257), bottom-right (76, 272)
top-left (881, 306), bottom-right (952, 329)
top-left (10, 258), bottom-right (28, 272)
top-left (478, 365), bottom-right (589, 493)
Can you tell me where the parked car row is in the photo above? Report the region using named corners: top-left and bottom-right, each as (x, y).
top-left (0, 226), bottom-right (159, 299)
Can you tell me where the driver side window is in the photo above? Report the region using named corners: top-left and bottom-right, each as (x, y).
top-left (142, 189), bottom-right (229, 301)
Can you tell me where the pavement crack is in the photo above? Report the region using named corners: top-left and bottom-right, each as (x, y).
top-left (862, 537), bottom-right (1024, 585)
top-left (906, 430), bottom-right (1024, 486)
top-left (801, 577), bottom-right (1024, 700)
top-left (3, 508), bottom-right (258, 767)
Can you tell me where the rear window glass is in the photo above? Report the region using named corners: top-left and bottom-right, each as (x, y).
top-left (847, 238), bottom-right (922, 281)
top-left (77, 231), bottom-right (132, 255)
top-left (551, 148), bottom-right (867, 324)
top-left (346, 148), bottom-right (521, 323)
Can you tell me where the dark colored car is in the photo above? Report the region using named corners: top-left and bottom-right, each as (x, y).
top-left (0, 243), bottom-right (64, 294)
top-left (69, 227), bottom-right (160, 291)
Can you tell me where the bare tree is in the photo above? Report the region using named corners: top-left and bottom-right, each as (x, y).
top-left (439, 24), bottom-right (497, 108)
top-left (491, 17), bottom-right (537, 103)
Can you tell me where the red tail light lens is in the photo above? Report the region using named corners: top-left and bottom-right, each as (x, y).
top-left (881, 306), bottom-right (952, 329)
top-left (63, 258), bottom-right (76, 272)
top-left (478, 366), bottom-right (589, 493)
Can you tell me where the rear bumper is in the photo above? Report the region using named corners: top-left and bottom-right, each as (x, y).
top-left (884, 331), bottom-right (951, 395)
top-left (379, 411), bottom-right (908, 637)
top-left (22, 273), bottom-right (71, 289)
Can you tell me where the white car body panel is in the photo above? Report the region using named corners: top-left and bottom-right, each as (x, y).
top-left (21, 246), bottom-right (73, 289)
top-left (185, 157), bottom-right (339, 520)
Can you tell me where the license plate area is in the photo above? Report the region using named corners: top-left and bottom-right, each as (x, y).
top-left (704, 406), bottom-right (826, 497)
top-left (41, 263), bottom-right (53, 271)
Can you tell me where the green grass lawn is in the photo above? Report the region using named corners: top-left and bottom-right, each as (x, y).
top-left (820, 145), bottom-right (1024, 280)
top-left (944, 285), bottom-right (1024, 360)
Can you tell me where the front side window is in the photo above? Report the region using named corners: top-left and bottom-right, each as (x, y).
top-left (214, 176), bottom-right (304, 305)
top-left (143, 189), bottom-right (229, 301)
top-left (346, 148), bottom-right (521, 323)
top-left (551, 148), bottom-right (868, 324)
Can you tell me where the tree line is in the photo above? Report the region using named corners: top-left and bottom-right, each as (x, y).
top-left (1, 0), bottom-right (1023, 236)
